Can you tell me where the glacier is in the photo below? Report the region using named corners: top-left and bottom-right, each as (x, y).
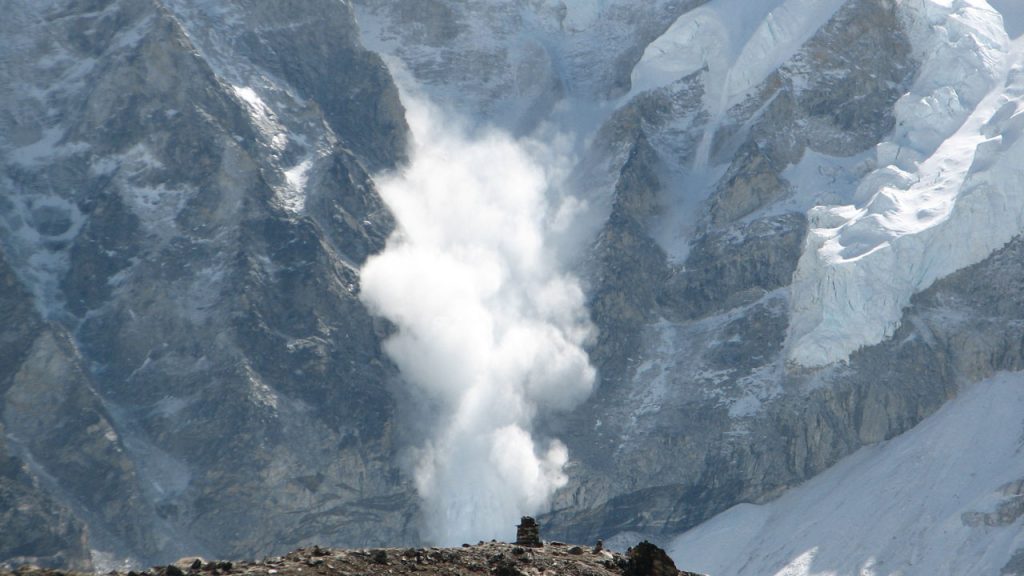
top-left (787, 0), bottom-right (1024, 367)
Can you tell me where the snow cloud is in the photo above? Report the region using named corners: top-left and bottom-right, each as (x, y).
top-left (360, 96), bottom-right (596, 545)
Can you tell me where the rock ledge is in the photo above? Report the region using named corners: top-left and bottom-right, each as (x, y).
top-left (1, 541), bottom-right (703, 576)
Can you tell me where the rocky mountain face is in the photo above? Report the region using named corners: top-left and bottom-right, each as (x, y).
top-left (1, 0), bottom-right (415, 567)
top-left (544, 0), bottom-right (927, 538)
top-left (354, 0), bottom-right (1024, 565)
top-left (4, 0), bottom-right (1024, 572)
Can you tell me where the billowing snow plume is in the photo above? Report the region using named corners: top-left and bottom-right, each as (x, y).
top-left (360, 97), bottom-right (596, 545)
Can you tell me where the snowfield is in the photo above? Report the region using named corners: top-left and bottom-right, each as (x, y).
top-left (670, 371), bottom-right (1024, 576)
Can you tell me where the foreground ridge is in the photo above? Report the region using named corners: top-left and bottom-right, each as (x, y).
top-left (1, 541), bottom-right (703, 576)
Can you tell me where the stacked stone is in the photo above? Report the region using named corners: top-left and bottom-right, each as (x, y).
top-left (515, 517), bottom-right (542, 547)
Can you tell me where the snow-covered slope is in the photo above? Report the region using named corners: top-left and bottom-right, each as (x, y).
top-left (630, 0), bottom-right (847, 139)
top-left (787, 1), bottom-right (1024, 367)
top-left (669, 371), bottom-right (1024, 575)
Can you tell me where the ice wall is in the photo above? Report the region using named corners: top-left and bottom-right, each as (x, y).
top-left (787, 0), bottom-right (1023, 367)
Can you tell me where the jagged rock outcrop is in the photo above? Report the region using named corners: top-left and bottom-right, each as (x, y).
top-left (624, 541), bottom-right (692, 576)
top-left (0, 426), bottom-right (90, 572)
top-left (962, 478), bottom-right (1024, 528)
top-left (0, 241), bottom-right (145, 569)
top-left (1, 0), bottom-right (415, 565)
top-left (0, 540), bottom-right (706, 576)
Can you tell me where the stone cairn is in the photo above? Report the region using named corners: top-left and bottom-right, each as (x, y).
top-left (515, 516), bottom-right (542, 547)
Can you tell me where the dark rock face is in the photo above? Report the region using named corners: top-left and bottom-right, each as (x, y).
top-left (0, 298), bottom-right (90, 571)
top-left (587, 131), bottom-right (673, 388)
top-left (1005, 547), bottom-right (1024, 575)
top-left (229, 0), bottom-right (408, 171)
top-left (0, 249), bottom-right (139, 571)
top-left (624, 542), bottom-right (682, 576)
top-left (661, 213), bottom-right (808, 320)
top-left (1, 0), bottom-right (414, 566)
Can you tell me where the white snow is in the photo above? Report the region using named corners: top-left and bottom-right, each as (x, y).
top-left (629, 0), bottom-right (845, 167)
top-left (280, 159), bottom-right (312, 214)
top-left (359, 96), bottom-right (596, 545)
top-left (669, 371), bottom-right (1024, 576)
top-left (231, 85), bottom-right (289, 151)
top-left (778, 149), bottom-right (876, 217)
top-left (787, 1), bottom-right (1023, 367)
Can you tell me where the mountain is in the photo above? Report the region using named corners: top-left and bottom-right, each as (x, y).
top-left (1, 0), bottom-right (413, 567)
top-left (2, 0), bottom-right (1024, 573)
top-left (670, 371), bottom-right (1024, 575)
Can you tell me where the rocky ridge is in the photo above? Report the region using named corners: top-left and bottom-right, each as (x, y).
top-left (0, 540), bottom-right (703, 576)
top-left (2, 0), bottom-right (415, 567)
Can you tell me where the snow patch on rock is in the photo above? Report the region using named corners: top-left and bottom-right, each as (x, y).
top-left (231, 85), bottom-right (289, 151)
top-left (629, 0), bottom-right (846, 166)
top-left (0, 193), bottom-right (86, 319)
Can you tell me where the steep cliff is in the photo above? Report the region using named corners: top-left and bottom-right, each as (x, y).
top-left (1, 0), bottom-right (415, 566)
